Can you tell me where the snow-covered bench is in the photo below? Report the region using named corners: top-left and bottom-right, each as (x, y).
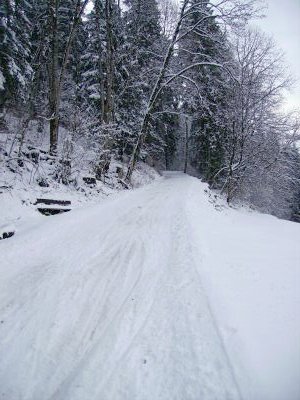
top-left (35, 199), bottom-right (71, 216)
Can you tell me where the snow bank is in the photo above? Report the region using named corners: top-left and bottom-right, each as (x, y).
top-left (0, 155), bottom-right (159, 237)
top-left (186, 177), bottom-right (300, 400)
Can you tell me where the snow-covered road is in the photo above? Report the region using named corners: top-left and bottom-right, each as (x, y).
top-left (1, 173), bottom-right (299, 400)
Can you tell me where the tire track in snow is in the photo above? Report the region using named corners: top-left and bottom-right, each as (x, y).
top-left (51, 185), bottom-right (175, 399)
top-left (0, 173), bottom-right (243, 400)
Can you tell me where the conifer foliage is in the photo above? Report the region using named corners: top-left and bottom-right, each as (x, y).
top-left (0, 0), bottom-right (299, 220)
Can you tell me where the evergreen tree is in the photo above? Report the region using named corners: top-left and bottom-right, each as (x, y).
top-left (80, 0), bottom-right (106, 121)
top-left (114, 0), bottom-right (170, 164)
top-left (120, 0), bottom-right (162, 132)
top-left (0, 0), bottom-right (33, 121)
top-left (178, 0), bottom-right (233, 181)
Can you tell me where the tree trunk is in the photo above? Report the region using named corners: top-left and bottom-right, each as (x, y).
top-left (104, 0), bottom-right (114, 124)
top-left (0, 104), bottom-right (7, 133)
top-left (95, 0), bottom-right (105, 123)
top-left (184, 117), bottom-right (189, 174)
top-left (49, 116), bottom-right (59, 155)
top-left (49, 0), bottom-right (59, 156)
top-left (49, 0), bottom-right (89, 155)
top-left (125, 0), bottom-right (189, 181)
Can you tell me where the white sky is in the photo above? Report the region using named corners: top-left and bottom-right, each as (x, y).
top-left (255, 0), bottom-right (300, 111)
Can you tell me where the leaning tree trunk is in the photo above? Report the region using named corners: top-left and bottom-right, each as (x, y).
top-left (125, 0), bottom-right (189, 181)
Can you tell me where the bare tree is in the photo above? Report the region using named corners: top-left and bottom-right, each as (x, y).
top-left (125, 0), bottom-right (261, 181)
top-left (216, 28), bottom-right (291, 203)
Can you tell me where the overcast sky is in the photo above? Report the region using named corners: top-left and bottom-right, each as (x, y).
top-left (253, 0), bottom-right (300, 111)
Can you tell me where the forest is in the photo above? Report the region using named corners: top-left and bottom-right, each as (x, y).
top-left (1, 0), bottom-right (300, 220)
top-left (1, 2), bottom-right (300, 399)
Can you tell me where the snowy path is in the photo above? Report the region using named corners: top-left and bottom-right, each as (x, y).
top-left (1, 173), bottom-right (299, 400)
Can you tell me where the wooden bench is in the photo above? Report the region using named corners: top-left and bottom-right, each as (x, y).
top-left (35, 199), bottom-right (72, 216)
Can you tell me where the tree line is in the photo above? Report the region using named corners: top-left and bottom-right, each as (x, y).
top-left (0, 0), bottom-right (299, 219)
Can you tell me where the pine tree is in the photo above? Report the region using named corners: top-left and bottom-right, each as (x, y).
top-left (0, 0), bottom-right (33, 123)
top-left (116, 0), bottom-right (166, 163)
top-left (28, 0), bottom-right (49, 106)
top-left (120, 0), bottom-right (162, 130)
top-left (80, 0), bottom-right (106, 121)
top-left (178, 0), bottom-right (233, 182)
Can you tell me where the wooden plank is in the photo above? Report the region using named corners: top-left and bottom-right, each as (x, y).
top-left (37, 208), bottom-right (71, 216)
top-left (35, 198), bottom-right (71, 206)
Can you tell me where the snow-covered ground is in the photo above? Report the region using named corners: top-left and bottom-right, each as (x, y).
top-left (0, 172), bottom-right (299, 400)
top-left (0, 160), bottom-right (159, 238)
